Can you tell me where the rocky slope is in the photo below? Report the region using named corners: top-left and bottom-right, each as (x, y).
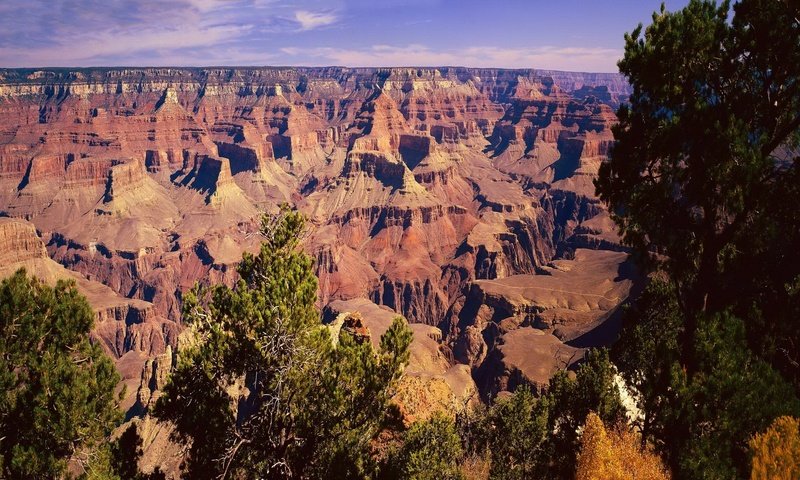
top-left (0, 66), bottom-right (634, 405)
top-left (0, 217), bottom-right (177, 410)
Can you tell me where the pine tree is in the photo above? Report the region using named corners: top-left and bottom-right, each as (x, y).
top-left (485, 387), bottom-right (548, 480)
top-left (393, 412), bottom-right (464, 480)
top-left (614, 279), bottom-right (800, 477)
top-left (596, 0), bottom-right (800, 363)
top-left (542, 349), bottom-right (626, 479)
top-left (110, 424), bottom-right (166, 480)
top-left (596, 1), bottom-right (800, 476)
top-left (466, 349), bottom-right (624, 479)
top-left (154, 206), bottom-right (412, 478)
top-left (0, 270), bottom-right (121, 479)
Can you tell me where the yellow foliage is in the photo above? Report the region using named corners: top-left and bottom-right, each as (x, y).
top-left (576, 412), bottom-right (670, 480)
top-left (749, 416), bottom-right (800, 480)
top-left (460, 451), bottom-right (491, 480)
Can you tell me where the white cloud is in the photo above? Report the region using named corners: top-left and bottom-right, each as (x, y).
top-left (0, 1), bottom-right (620, 71)
top-left (0, 0), bottom-right (274, 67)
top-left (0, 23), bottom-right (253, 66)
top-left (280, 44), bottom-right (623, 72)
top-left (184, 0), bottom-right (229, 12)
top-left (293, 10), bottom-right (338, 31)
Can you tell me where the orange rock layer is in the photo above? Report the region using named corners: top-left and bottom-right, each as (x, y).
top-left (0, 66), bottom-right (634, 399)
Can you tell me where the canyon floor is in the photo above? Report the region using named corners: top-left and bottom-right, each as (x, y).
top-left (0, 66), bottom-right (638, 428)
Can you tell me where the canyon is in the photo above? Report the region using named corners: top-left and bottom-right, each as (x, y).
top-left (0, 66), bottom-right (636, 420)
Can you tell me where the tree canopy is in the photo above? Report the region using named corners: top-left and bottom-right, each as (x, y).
top-left (392, 412), bottom-right (464, 480)
top-left (457, 349), bottom-right (624, 480)
top-left (154, 206), bottom-right (413, 479)
top-left (0, 270), bottom-right (121, 479)
top-left (749, 416), bottom-right (800, 480)
top-left (596, 0), bottom-right (800, 375)
top-left (598, 0), bottom-right (800, 477)
top-left (575, 412), bottom-right (670, 480)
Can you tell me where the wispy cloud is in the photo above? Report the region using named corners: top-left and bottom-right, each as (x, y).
top-left (0, 0), bottom-right (627, 71)
top-left (293, 10), bottom-right (338, 31)
top-left (184, 0), bottom-right (228, 12)
top-left (0, 0), bottom-right (291, 67)
top-left (10, 25), bottom-right (247, 61)
top-left (280, 44), bottom-right (623, 72)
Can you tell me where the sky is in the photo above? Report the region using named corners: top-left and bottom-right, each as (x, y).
top-left (0, 0), bottom-right (692, 73)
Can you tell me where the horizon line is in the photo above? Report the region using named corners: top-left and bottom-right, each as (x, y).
top-left (0, 65), bottom-right (624, 75)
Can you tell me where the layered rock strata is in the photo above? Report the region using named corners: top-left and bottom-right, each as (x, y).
top-left (0, 67), bottom-right (633, 403)
top-left (0, 217), bottom-right (177, 410)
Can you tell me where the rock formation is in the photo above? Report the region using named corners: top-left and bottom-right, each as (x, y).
top-left (0, 217), bottom-right (177, 411)
top-left (324, 298), bottom-right (477, 425)
top-left (0, 66), bottom-right (635, 407)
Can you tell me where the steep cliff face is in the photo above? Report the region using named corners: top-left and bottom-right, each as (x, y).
top-left (0, 66), bottom-right (632, 399)
top-left (323, 298), bottom-right (477, 425)
top-left (0, 217), bottom-right (48, 263)
top-left (450, 249), bottom-right (640, 398)
top-left (0, 217), bottom-right (178, 411)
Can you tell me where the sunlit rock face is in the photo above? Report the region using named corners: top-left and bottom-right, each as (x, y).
top-left (0, 66), bottom-right (636, 398)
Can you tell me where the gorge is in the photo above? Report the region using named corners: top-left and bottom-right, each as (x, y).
top-left (0, 66), bottom-right (637, 422)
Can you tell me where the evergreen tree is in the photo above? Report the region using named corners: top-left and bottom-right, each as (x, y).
top-left (614, 278), bottom-right (800, 477)
top-left (482, 387), bottom-right (548, 480)
top-left (468, 350), bottom-right (624, 479)
top-left (613, 280), bottom-right (683, 452)
top-left (676, 312), bottom-right (799, 478)
top-left (300, 316), bottom-right (412, 479)
top-left (392, 412), bottom-right (464, 480)
top-left (154, 206), bottom-right (412, 478)
top-left (595, 0), bottom-right (800, 376)
top-left (110, 425), bottom-right (141, 480)
top-left (110, 424), bottom-right (166, 480)
top-left (542, 349), bottom-right (626, 479)
top-left (597, 1), bottom-right (800, 476)
top-left (0, 270), bottom-right (121, 479)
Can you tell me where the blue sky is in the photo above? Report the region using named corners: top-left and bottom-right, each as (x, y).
top-left (0, 0), bottom-right (691, 72)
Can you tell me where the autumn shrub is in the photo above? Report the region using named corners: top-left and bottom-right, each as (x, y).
top-left (749, 416), bottom-right (800, 480)
top-left (576, 412), bottom-right (670, 480)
